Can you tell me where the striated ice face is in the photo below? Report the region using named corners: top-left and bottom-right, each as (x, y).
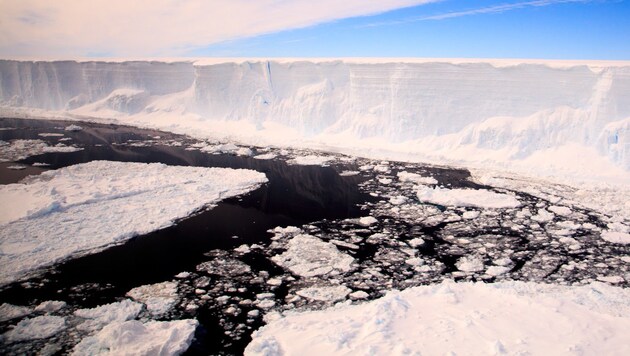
top-left (2, 59), bottom-right (629, 172)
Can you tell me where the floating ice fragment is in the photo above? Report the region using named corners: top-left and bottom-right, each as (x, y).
top-left (271, 234), bottom-right (354, 277)
top-left (296, 285), bottom-right (351, 302)
top-left (72, 319), bottom-right (198, 356)
top-left (2, 315), bottom-right (66, 342)
top-left (456, 256), bottom-right (485, 273)
top-left (127, 281), bottom-right (179, 317)
top-left (35, 301), bottom-right (66, 313)
top-left (417, 186), bottom-right (520, 209)
top-left (397, 171), bottom-right (437, 185)
top-left (601, 231), bottom-right (630, 244)
top-left (64, 124), bottom-right (83, 131)
top-left (74, 300), bottom-right (142, 332)
top-left (287, 155), bottom-right (332, 166)
top-left (0, 303), bottom-right (33, 322)
top-left (349, 291), bottom-right (370, 300)
top-left (358, 216), bottom-right (378, 226)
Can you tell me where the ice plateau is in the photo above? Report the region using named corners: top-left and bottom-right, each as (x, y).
top-left (1, 59), bottom-right (629, 181)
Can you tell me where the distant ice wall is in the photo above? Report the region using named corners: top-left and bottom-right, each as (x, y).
top-left (1, 59), bottom-right (629, 170)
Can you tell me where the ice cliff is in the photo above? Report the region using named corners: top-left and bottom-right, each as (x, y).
top-left (1, 59), bottom-right (628, 173)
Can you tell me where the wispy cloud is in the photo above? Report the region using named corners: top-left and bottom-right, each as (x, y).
top-left (364, 0), bottom-right (592, 27)
top-left (0, 0), bottom-right (437, 57)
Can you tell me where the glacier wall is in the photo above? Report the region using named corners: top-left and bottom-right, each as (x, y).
top-left (1, 59), bottom-right (629, 171)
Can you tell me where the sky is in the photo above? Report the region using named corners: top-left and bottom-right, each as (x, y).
top-left (0, 0), bottom-right (628, 59)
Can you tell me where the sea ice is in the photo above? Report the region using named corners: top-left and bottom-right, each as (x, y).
top-left (456, 256), bottom-right (485, 273)
top-left (416, 186), bottom-right (520, 209)
top-left (2, 315), bottom-right (66, 342)
top-left (72, 319), bottom-right (198, 356)
top-left (296, 285), bottom-right (351, 302)
top-left (0, 139), bottom-right (82, 162)
top-left (0, 303), bottom-right (32, 322)
top-left (271, 234), bottom-right (354, 277)
top-left (601, 231), bottom-right (630, 244)
top-left (0, 161), bottom-right (267, 285)
top-left (127, 281), bottom-right (179, 317)
top-left (35, 301), bottom-right (66, 313)
top-left (287, 155), bottom-right (333, 166)
top-left (64, 124), bottom-right (83, 131)
top-left (74, 300), bottom-right (143, 332)
top-left (397, 171), bottom-right (438, 185)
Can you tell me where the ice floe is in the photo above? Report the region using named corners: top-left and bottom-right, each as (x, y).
top-left (127, 281), bottom-right (179, 317)
top-left (271, 234), bottom-right (354, 277)
top-left (416, 186), bottom-right (521, 209)
top-left (72, 319), bottom-right (198, 355)
top-left (74, 300), bottom-right (143, 332)
top-left (0, 161), bottom-right (267, 285)
top-left (0, 139), bottom-right (82, 162)
top-left (601, 231), bottom-right (630, 244)
top-left (0, 303), bottom-right (33, 322)
top-left (2, 315), bottom-right (66, 343)
top-left (246, 281), bottom-right (630, 356)
top-left (287, 155), bottom-right (332, 166)
top-left (296, 285), bottom-right (352, 302)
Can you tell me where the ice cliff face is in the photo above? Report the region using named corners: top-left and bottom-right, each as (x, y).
top-left (1, 59), bottom-right (629, 171)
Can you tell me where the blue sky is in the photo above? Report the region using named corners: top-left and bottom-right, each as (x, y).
top-left (194, 0), bottom-right (630, 59)
top-left (1, 0), bottom-right (628, 59)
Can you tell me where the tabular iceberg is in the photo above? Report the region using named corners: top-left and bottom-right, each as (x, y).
top-left (1, 59), bottom-right (628, 175)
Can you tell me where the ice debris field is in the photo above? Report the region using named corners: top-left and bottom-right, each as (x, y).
top-left (0, 59), bottom-right (629, 355)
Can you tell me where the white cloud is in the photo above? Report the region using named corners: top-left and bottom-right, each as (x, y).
top-left (0, 0), bottom-right (435, 57)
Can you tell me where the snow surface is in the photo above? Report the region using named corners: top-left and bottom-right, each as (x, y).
top-left (1, 59), bottom-right (629, 183)
top-left (72, 319), bottom-right (198, 356)
top-left (416, 186), bottom-right (521, 209)
top-left (246, 281), bottom-right (630, 356)
top-left (0, 161), bottom-right (267, 285)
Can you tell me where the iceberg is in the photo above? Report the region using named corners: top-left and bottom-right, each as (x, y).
top-left (1, 59), bottom-right (628, 179)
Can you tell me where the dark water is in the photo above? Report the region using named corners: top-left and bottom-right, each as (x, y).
top-left (0, 118), bottom-right (374, 354)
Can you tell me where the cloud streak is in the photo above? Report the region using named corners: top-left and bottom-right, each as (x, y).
top-left (364, 0), bottom-right (592, 27)
top-left (0, 0), bottom-right (436, 57)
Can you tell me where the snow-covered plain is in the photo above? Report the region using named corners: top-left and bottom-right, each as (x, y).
top-left (0, 160), bottom-right (267, 285)
top-left (1, 59), bottom-right (629, 183)
top-left (246, 281), bottom-right (630, 356)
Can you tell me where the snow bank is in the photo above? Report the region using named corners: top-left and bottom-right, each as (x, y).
top-left (1, 59), bottom-right (629, 181)
top-left (416, 186), bottom-right (521, 209)
top-left (72, 319), bottom-right (198, 356)
top-left (0, 161), bottom-right (267, 285)
top-left (246, 281), bottom-right (630, 355)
